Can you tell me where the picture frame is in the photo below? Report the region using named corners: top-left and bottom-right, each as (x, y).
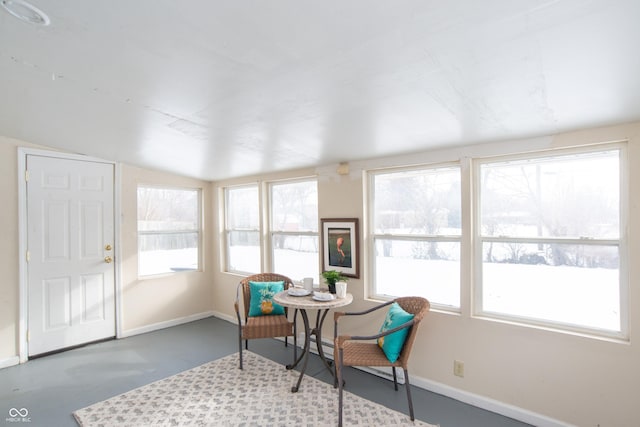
top-left (320, 218), bottom-right (359, 278)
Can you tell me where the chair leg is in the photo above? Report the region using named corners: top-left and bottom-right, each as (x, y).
top-left (238, 332), bottom-right (243, 370)
top-left (293, 309), bottom-right (298, 362)
top-left (404, 368), bottom-right (414, 421)
top-left (337, 349), bottom-right (344, 427)
top-left (245, 339), bottom-right (248, 350)
top-left (392, 366), bottom-right (398, 391)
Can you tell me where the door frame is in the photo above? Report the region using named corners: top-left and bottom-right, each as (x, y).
top-left (17, 147), bottom-right (122, 363)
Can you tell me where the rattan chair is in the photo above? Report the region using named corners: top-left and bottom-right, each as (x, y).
top-left (234, 273), bottom-right (297, 369)
top-left (333, 297), bottom-right (430, 426)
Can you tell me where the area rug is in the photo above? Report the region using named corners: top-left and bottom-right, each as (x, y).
top-left (73, 351), bottom-right (437, 426)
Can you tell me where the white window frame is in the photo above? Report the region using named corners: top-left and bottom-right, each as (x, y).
top-left (268, 177), bottom-right (319, 280)
top-left (137, 185), bottom-right (202, 277)
top-left (367, 163), bottom-right (462, 310)
top-left (223, 183), bottom-right (261, 275)
top-left (472, 143), bottom-right (629, 339)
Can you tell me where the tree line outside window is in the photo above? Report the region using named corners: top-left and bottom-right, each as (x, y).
top-left (221, 143), bottom-right (625, 338)
top-left (367, 144), bottom-right (624, 338)
top-left (225, 179), bottom-right (319, 281)
top-left (137, 186), bottom-right (200, 276)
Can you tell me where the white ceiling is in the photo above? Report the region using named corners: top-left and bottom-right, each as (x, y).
top-left (2, 0), bottom-right (640, 181)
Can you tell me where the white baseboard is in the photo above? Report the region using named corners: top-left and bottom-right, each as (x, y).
top-left (0, 355), bottom-right (20, 369)
top-left (410, 376), bottom-right (572, 427)
top-left (120, 311), bottom-right (216, 338)
top-left (210, 312), bottom-right (570, 426)
top-left (211, 310), bottom-right (237, 325)
top-left (298, 333), bottom-right (571, 427)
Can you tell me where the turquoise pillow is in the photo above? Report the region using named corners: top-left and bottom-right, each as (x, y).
top-left (248, 281), bottom-right (286, 317)
top-left (377, 302), bottom-right (415, 363)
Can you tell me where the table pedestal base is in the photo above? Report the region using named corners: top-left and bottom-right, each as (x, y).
top-left (286, 308), bottom-right (334, 392)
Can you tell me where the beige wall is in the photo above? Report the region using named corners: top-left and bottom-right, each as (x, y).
top-left (212, 122), bottom-right (640, 427)
top-left (0, 137), bottom-right (213, 365)
top-left (119, 164), bottom-right (213, 334)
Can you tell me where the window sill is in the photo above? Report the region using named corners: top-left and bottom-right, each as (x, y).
top-left (473, 312), bottom-right (630, 344)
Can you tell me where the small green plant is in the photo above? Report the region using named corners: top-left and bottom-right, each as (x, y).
top-left (321, 270), bottom-right (347, 286)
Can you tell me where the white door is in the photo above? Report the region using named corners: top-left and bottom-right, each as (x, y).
top-left (26, 155), bottom-right (116, 356)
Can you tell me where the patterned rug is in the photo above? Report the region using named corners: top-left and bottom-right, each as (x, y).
top-left (73, 351), bottom-right (437, 426)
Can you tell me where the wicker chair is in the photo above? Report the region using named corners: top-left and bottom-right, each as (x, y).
top-left (234, 273), bottom-right (297, 369)
top-left (333, 297), bottom-right (430, 426)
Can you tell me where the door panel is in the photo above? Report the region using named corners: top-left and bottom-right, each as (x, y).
top-left (44, 200), bottom-right (70, 260)
top-left (27, 155), bottom-right (115, 356)
top-left (44, 277), bottom-right (71, 329)
top-left (81, 273), bottom-right (106, 322)
top-left (80, 201), bottom-right (103, 258)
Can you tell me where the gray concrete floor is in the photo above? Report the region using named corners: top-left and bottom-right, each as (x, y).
top-left (0, 317), bottom-right (531, 427)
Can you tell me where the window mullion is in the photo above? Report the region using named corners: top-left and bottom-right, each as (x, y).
top-left (271, 230), bottom-right (319, 237)
top-left (480, 236), bottom-right (619, 246)
top-left (373, 233), bottom-right (461, 242)
top-left (139, 230), bottom-right (198, 236)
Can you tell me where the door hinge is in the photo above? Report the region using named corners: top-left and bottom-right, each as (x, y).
top-left (27, 330), bottom-right (30, 342)
top-left (25, 170), bottom-right (29, 182)
top-left (26, 251), bottom-right (30, 262)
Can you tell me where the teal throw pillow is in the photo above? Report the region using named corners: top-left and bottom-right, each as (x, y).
top-left (377, 302), bottom-right (415, 363)
top-left (248, 281), bottom-right (286, 317)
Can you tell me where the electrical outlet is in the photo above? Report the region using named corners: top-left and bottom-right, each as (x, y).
top-left (453, 360), bottom-right (464, 377)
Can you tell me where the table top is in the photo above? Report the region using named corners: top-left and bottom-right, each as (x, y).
top-left (273, 290), bottom-right (353, 310)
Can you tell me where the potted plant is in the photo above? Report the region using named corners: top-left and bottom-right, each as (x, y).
top-left (322, 270), bottom-right (347, 294)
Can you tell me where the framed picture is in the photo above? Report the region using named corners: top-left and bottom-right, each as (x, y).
top-left (321, 218), bottom-right (359, 278)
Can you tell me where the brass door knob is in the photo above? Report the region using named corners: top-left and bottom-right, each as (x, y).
top-left (104, 256), bottom-right (113, 264)
top-left (105, 244), bottom-right (112, 251)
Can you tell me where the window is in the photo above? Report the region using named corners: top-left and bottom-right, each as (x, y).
top-left (137, 186), bottom-right (200, 276)
top-left (225, 185), bottom-right (260, 274)
top-left (369, 165), bottom-right (461, 308)
top-left (476, 146), bottom-right (624, 335)
top-left (270, 179), bottom-right (319, 281)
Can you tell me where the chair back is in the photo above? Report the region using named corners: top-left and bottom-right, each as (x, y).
top-left (394, 296), bottom-right (430, 367)
top-left (237, 273), bottom-right (294, 321)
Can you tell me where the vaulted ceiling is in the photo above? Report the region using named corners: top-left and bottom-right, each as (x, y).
top-left (2, 0), bottom-right (639, 180)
